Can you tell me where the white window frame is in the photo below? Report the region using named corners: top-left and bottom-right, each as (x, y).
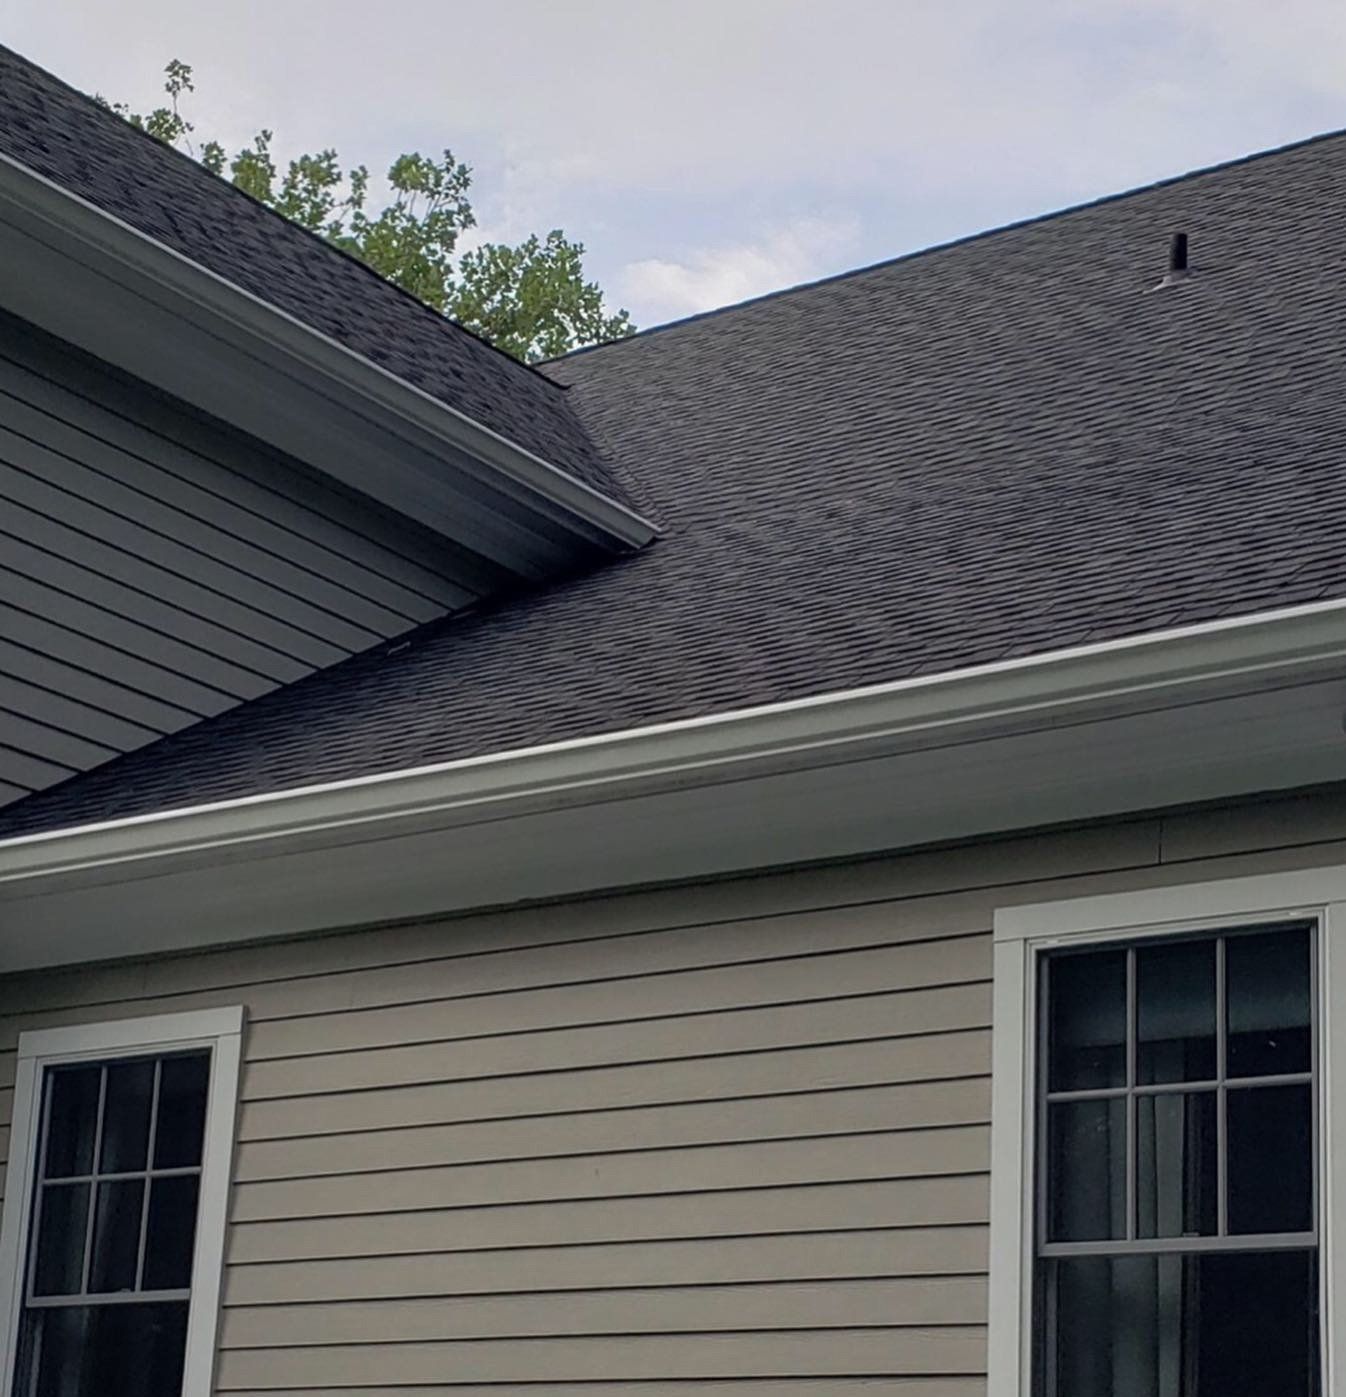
top-left (988, 863), bottom-right (1346, 1397)
top-left (0, 1006), bottom-right (245, 1397)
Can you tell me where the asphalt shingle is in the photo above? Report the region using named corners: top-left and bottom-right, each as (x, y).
top-left (0, 44), bottom-right (630, 502)
top-left (4, 126), bottom-right (1346, 835)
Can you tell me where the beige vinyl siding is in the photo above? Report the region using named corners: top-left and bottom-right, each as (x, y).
top-left (3, 785), bottom-right (1346, 1391)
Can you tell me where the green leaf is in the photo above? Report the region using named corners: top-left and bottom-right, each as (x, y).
top-left (98, 61), bottom-right (635, 360)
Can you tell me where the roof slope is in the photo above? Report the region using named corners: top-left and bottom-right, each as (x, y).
top-left (6, 130), bottom-right (1346, 835)
top-left (0, 44), bottom-right (629, 502)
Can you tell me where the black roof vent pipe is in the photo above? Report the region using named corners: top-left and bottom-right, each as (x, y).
top-left (1170, 233), bottom-right (1189, 275)
top-left (1148, 231), bottom-right (1191, 292)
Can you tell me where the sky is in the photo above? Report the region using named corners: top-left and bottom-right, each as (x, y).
top-left (4, 1), bottom-right (1346, 330)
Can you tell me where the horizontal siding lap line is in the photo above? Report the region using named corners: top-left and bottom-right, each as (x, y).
top-left (229, 1135), bottom-right (991, 1224)
top-left (221, 1273), bottom-right (991, 1308)
top-left (220, 1329), bottom-right (990, 1355)
top-left (0, 440), bottom-right (394, 650)
top-left (0, 822), bottom-right (1169, 1020)
top-left (0, 742), bottom-right (74, 791)
top-left (236, 989), bottom-right (992, 1102)
top-left (0, 671), bottom-right (161, 749)
top-left (0, 702), bottom-right (120, 769)
top-left (0, 940), bottom-right (992, 1055)
top-left (238, 935), bottom-right (992, 1045)
top-left (0, 895), bottom-right (997, 1021)
top-left (238, 1028), bottom-right (990, 1112)
top-left (223, 1187), bottom-right (992, 1261)
top-left (0, 504), bottom-right (354, 674)
top-left (233, 1114), bottom-right (992, 1188)
top-left (247, 1022), bottom-right (991, 1090)
top-left (236, 1043), bottom-right (992, 1140)
top-left (209, 1387), bottom-right (983, 1396)
top-left (0, 984), bottom-right (994, 1091)
top-left (0, 340), bottom-right (474, 612)
top-left (0, 391), bottom-right (433, 629)
top-left (222, 1222), bottom-right (992, 1271)
top-left (4, 568), bottom-right (284, 697)
top-left (229, 1168), bottom-right (991, 1227)
top-left (0, 635), bottom-right (197, 731)
top-left (226, 1325), bottom-right (990, 1340)
top-left (213, 1327), bottom-right (988, 1384)
top-left (235, 1099), bottom-right (992, 1187)
top-left (235, 1075), bottom-right (990, 1160)
top-left (0, 899), bottom-right (994, 1025)
top-left (1, 753), bottom-right (73, 794)
top-left (215, 1374), bottom-right (987, 1388)
top-left (0, 815), bottom-right (1157, 1028)
top-left (240, 987), bottom-right (989, 1068)
top-left (209, 1387), bottom-right (984, 1396)
top-left (0, 600), bottom-right (238, 714)
top-left (216, 1384), bottom-right (986, 1396)
top-left (234, 1193), bottom-right (990, 1264)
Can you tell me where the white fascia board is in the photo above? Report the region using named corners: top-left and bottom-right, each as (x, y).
top-left (0, 150), bottom-right (657, 557)
top-left (4, 595), bottom-right (1346, 890)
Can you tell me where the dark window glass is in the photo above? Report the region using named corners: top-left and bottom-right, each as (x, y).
top-left (15, 1301), bottom-right (189, 1397)
top-left (1228, 1082), bottom-right (1314, 1235)
top-left (99, 1059), bottom-right (155, 1174)
top-left (43, 1066), bottom-right (101, 1179)
top-left (1137, 938), bottom-right (1216, 1083)
top-left (1227, 927), bottom-right (1311, 1077)
top-left (1037, 926), bottom-right (1320, 1397)
top-left (31, 1183), bottom-right (89, 1296)
top-left (88, 1179), bottom-right (145, 1294)
top-left (153, 1054), bottom-right (210, 1169)
top-left (143, 1175), bottom-right (200, 1291)
top-left (15, 1047), bottom-right (214, 1394)
top-left (1045, 1250), bottom-right (1319, 1396)
top-left (1048, 948), bottom-right (1127, 1091)
top-left (1137, 1090), bottom-right (1217, 1238)
top-left (1045, 1097), bottom-right (1125, 1242)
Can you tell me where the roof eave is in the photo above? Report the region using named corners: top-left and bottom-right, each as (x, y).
top-left (4, 599), bottom-right (1346, 970)
top-left (0, 149), bottom-right (657, 575)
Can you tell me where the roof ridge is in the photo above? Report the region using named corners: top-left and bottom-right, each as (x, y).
top-left (551, 124), bottom-right (1346, 362)
top-left (0, 41), bottom-right (575, 392)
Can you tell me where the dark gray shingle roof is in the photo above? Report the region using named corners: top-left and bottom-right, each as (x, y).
top-left (0, 44), bottom-right (629, 501)
top-left (4, 127), bottom-right (1346, 835)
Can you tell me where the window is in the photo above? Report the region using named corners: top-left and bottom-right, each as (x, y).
top-left (0, 1010), bottom-right (243, 1397)
top-left (989, 865), bottom-right (1346, 1397)
top-left (1037, 925), bottom-right (1318, 1394)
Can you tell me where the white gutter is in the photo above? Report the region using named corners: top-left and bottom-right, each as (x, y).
top-left (5, 596), bottom-right (1346, 888)
top-left (0, 150), bottom-right (657, 553)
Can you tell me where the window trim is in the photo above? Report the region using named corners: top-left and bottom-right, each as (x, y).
top-left (0, 1007), bottom-right (245, 1397)
top-left (989, 864), bottom-right (1346, 1397)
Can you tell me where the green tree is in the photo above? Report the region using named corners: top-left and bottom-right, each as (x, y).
top-left (99, 61), bottom-right (633, 362)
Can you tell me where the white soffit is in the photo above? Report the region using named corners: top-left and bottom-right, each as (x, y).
top-left (3, 599), bottom-right (1346, 970)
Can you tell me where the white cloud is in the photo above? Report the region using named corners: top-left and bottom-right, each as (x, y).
top-left (8, 0), bottom-right (1346, 325)
top-left (620, 217), bottom-right (861, 324)
top-left (28, 0), bottom-right (1346, 202)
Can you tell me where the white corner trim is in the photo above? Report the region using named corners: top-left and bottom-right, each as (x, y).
top-left (1323, 903), bottom-right (1346, 1396)
top-left (0, 1007), bottom-right (246, 1397)
top-left (987, 866), bottom-right (1346, 1397)
top-left (0, 148), bottom-right (657, 553)
top-left (986, 934), bottom-right (1037, 1397)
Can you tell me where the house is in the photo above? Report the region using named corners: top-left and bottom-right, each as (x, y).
top-left (0, 38), bottom-right (1344, 1395)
